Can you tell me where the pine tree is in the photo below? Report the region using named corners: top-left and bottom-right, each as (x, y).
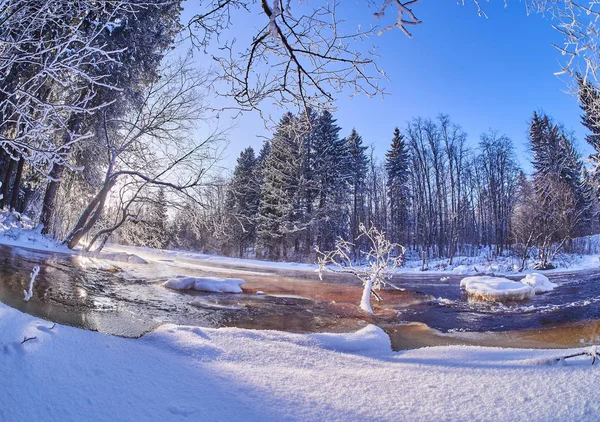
top-left (528, 111), bottom-right (591, 265)
top-left (385, 127), bottom-right (410, 245)
top-left (345, 128), bottom-right (369, 257)
top-left (578, 75), bottom-right (600, 166)
top-left (257, 113), bottom-right (303, 259)
top-left (297, 109), bottom-right (319, 256)
top-left (226, 147), bottom-right (260, 257)
top-left (312, 110), bottom-right (350, 250)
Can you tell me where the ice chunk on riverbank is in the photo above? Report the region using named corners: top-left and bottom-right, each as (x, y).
top-left (460, 276), bottom-right (535, 302)
top-left (163, 276), bottom-right (245, 293)
top-left (520, 273), bottom-right (557, 293)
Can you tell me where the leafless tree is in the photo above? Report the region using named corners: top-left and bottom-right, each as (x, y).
top-left (317, 223), bottom-right (404, 314)
top-left (63, 60), bottom-right (226, 250)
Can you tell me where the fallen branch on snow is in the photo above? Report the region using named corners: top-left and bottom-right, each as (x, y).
top-left (555, 346), bottom-right (600, 365)
top-left (21, 336), bottom-right (37, 344)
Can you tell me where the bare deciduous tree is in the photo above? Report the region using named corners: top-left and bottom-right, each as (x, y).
top-left (317, 223), bottom-right (404, 314)
top-left (63, 60), bottom-right (225, 250)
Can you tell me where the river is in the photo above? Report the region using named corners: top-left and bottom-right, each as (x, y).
top-left (1, 244), bottom-right (600, 350)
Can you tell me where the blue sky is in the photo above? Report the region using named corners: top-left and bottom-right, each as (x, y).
top-left (182, 1), bottom-right (592, 173)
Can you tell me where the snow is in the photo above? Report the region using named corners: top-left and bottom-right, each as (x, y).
top-left (0, 210), bottom-right (67, 252)
top-left (0, 210), bottom-right (149, 266)
top-left (1, 302), bottom-right (600, 421)
top-left (0, 210), bottom-right (596, 280)
top-left (520, 272), bottom-right (558, 293)
top-left (460, 276), bottom-right (535, 302)
top-left (163, 276), bottom-right (245, 293)
top-left (106, 242), bottom-right (600, 280)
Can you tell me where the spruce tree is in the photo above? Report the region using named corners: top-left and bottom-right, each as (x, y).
top-left (226, 147), bottom-right (260, 257)
top-left (257, 113), bottom-right (302, 259)
top-left (385, 127), bottom-right (410, 245)
top-left (345, 128), bottom-right (369, 257)
top-left (312, 110), bottom-right (350, 250)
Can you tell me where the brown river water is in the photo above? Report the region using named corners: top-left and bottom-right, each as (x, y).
top-left (1, 244), bottom-right (600, 350)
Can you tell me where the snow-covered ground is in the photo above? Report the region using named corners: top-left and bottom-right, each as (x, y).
top-left (0, 302), bottom-right (599, 421)
top-left (2, 208), bottom-right (599, 278)
top-left (107, 242), bottom-right (600, 278)
top-left (0, 210), bottom-right (66, 252)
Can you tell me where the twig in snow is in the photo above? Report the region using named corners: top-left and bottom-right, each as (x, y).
top-left (21, 336), bottom-right (37, 344)
top-left (555, 346), bottom-right (600, 365)
top-left (49, 323), bottom-right (56, 330)
top-left (23, 266), bottom-right (40, 302)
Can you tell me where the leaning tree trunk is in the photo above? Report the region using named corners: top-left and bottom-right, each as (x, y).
top-left (64, 178), bottom-right (115, 249)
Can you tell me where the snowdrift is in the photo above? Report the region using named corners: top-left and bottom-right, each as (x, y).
top-left (460, 276), bottom-right (535, 302)
top-left (163, 276), bottom-right (245, 293)
top-left (520, 273), bottom-right (557, 293)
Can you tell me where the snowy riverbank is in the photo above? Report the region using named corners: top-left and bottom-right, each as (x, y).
top-left (0, 301), bottom-right (599, 421)
top-left (106, 242), bottom-right (600, 278)
top-left (2, 209), bottom-right (599, 278)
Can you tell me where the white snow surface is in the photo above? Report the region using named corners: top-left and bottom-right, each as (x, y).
top-left (1, 302), bottom-right (600, 421)
top-left (520, 273), bottom-right (558, 293)
top-left (0, 210), bottom-right (66, 252)
top-left (163, 276), bottom-right (245, 293)
top-left (460, 276), bottom-right (535, 302)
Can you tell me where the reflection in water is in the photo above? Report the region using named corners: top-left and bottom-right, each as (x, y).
top-left (2, 244), bottom-right (600, 350)
top-left (0, 245), bottom-right (413, 337)
top-left (390, 269), bottom-right (600, 334)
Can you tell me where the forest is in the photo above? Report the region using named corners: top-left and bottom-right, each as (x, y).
top-left (170, 105), bottom-right (600, 269)
top-left (2, 0), bottom-right (600, 271)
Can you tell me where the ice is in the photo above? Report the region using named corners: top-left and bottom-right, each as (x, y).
top-left (460, 276), bottom-right (535, 301)
top-left (163, 276), bottom-right (245, 293)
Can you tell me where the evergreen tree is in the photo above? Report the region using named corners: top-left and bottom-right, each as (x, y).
top-left (578, 75), bottom-right (600, 167)
top-left (385, 127), bottom-right (410, 245)
top-left (257, 113), bottom-right (303, 259)
top-left (226, 147), bottom-right (260, 257)
top-left (528, 112), bottom-right (590, 265)
top-left (312, 110), bottom-right (350, 250)
top-left (345, 128), bottom-right (369, 257)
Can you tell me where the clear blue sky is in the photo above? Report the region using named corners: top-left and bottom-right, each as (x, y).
top-left (182, 0), bottom-right (592, 173)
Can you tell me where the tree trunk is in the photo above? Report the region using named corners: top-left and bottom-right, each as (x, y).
top-left (64, 178), bottom-right (115, 249)
top-left (9, 156), bottom-right (24, 210)
top-left (40, 165), bottom-right (65, 235)
top-left (0, 157), bottom-right (16, 209)
top-left (360, 273), bottom-right (376, 314)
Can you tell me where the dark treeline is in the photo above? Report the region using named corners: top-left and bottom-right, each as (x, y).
top-left (169, 108), bottom-right (599, 268)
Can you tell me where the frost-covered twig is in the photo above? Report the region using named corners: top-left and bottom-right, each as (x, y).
top-left (23, 266), bottom-right (39, 302)
top-left (555, 346), bottom-right (600, 365)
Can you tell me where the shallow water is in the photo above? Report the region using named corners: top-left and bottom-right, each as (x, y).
top-left (0, 245), bottom-right (397, 337)
top-left (2, 244), bottom-right (600, 349)
top-left (389, 270), bottom-right (600, 332)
